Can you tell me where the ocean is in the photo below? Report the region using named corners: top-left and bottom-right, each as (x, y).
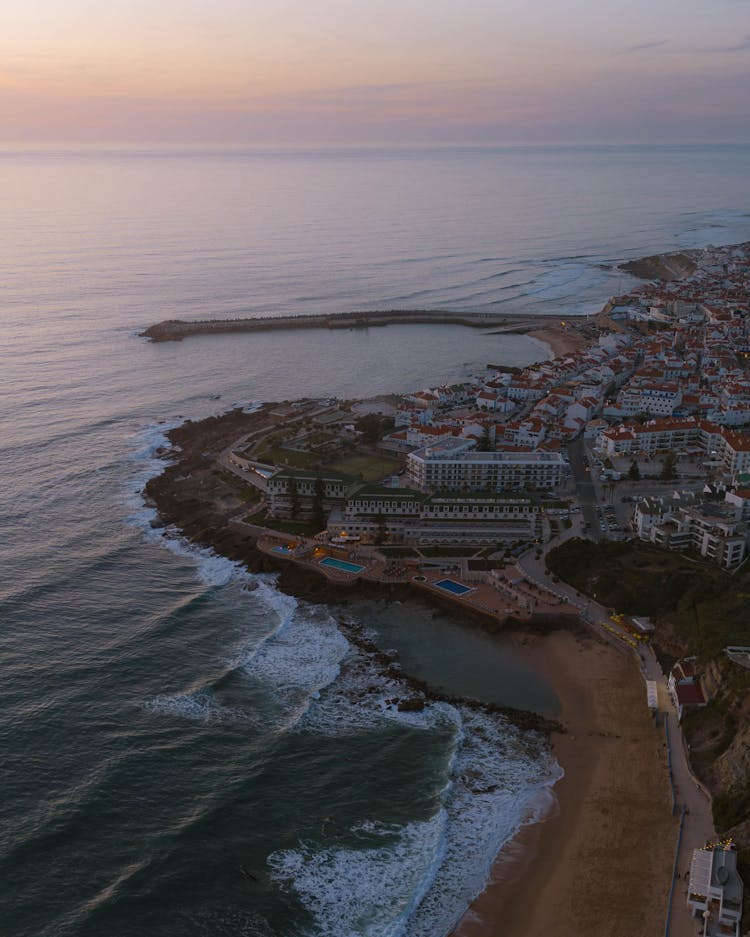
top-left (2, 144), bottom-right (750, 937)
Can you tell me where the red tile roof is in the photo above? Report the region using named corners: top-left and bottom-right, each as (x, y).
top-left (675, 682), bottom-right (705, 706)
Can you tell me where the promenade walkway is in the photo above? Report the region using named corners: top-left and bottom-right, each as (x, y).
top-left (518, 527), bottom-right (715, 937)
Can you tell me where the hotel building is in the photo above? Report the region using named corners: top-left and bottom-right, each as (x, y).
top-left (406, 440), bottom-right (564, 492)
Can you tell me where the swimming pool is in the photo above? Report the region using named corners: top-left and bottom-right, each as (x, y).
top-left (320, 556), bottom-right (365, 574)
top-left (434, 578), bottom-right (472, 596)
top-left (272, 545), bottom-right (294, 554)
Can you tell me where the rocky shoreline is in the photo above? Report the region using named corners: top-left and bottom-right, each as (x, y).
top-left (144, 406), bottom-right (573, 736)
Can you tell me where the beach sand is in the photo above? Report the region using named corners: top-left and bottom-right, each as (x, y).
top-left (528, 324), bottom-right (590, 358)
top-left (451, 630), bottom-right (676, 937)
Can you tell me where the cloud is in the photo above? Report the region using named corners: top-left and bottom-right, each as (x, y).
top-left (622, 39), bottom-right (669, 53)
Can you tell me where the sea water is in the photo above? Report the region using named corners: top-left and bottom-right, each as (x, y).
top-left (2, 144), bottom-right (750, 937)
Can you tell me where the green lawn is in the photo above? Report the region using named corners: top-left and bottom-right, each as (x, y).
top-left (257, 447), bottom-right (320, 469)
top-left (328, 452), bottom-right (401, 481)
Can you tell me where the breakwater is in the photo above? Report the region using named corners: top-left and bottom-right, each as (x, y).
top-left (140, 309), bottom-right (562, 342)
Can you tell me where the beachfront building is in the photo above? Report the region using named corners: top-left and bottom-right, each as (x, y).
top-left (326, 487), bottom-right (540, 545)
top-left (668, 658), bottom-right (707, 720)
top-left (687, 842), bottom-right (743, 936)
top-left (406, 439), bottom-right (564, 493)
top-left (266, 469), bottom-right (356, 520)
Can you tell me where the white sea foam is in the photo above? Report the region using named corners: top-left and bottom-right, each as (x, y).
top-left (123, 421), bottom-right (255, 587)
top-left (404, 708), bottom-right (562, 937)
top-left (270, 709), bottom-right (560, 937)
top-left (126, 425), bottom-right (562, 936)
top-left (229, 575), bottom-right (348, 705)
top-left (142, 690), bottom-right (262, 727)
top-left (240, 612), bottom-right (348, 699)
top-left (269, 608), bottom-right (562, 937)
top-left (297, 649), bottom-right (453, 738)
top-left (269, 811), bottom-right (448, 937)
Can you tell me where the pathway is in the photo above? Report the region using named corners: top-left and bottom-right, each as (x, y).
top-left (519, 537), bottom-right (715, 937)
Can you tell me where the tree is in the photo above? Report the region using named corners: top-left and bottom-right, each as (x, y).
top-left (288, 476), bottom-right (300, 519)
top-left (660, 451), bottom-right (678, 482)
top-left (477, 425), bottom-right (493, 452)
top-left (627, 459), bottom-right (641, 481)
top-left (355, 414), bottom-right (395, 444)
top-left (375, 511), bottom-right (387, 545)
top-left (311, 476), bottom-right (326, 532)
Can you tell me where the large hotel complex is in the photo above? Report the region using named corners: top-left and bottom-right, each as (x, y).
top-left (406, 439), bottom-right (565, 491)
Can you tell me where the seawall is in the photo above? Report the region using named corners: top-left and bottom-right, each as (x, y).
top-left (140, 310), bottom-right (564, 342)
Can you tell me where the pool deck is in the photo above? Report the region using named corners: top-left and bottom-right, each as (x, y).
top-left (255, 532), bottom-right (578, 624)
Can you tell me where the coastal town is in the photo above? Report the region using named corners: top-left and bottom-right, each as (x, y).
top-left (147, 241), bottom-right (750, 937)
top-left (225, 243), bottom-right (750, 579)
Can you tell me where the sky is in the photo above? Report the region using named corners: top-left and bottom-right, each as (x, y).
top-left (1, 0), bottom-right (749, 144)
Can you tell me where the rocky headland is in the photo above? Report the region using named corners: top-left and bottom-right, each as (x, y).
top-left (619, 249), bottom-right (700, 281)
top-left (144, 406), bottom-right (572, 736)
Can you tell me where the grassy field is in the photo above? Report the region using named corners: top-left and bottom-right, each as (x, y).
top-left (256, 447), bottom-right (320, 469)
top-left (328, 452), bottom-right (401, 482)
top-left (546, 538), bottom-right (750, 658)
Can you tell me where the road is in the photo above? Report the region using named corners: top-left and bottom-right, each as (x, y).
top-left (567, 436), bottom-right (599, 533)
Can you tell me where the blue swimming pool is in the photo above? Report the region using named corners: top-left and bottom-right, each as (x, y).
top-left (320, 556), bottom-right (365, 574)
top-left (434, 578), bottom-right (472, 596)
top-left (272, 545), bottom-right (294, 554)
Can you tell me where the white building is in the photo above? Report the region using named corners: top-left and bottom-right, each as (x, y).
top-left (646, 503), bottom-right (746, 569)
top-left (618, 383), bottom-right (682, 417)
top-left (406, 439), bottom-right (564, 492)
top-left (266, 469), bottom-right (353, 519)
top-left (687, 843), bottom-right (743, 937)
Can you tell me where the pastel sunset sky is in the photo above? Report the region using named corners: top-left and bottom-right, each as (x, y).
top-left (2, 0), bottom-right (749, 143)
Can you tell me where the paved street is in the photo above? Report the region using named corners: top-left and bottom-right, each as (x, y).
top-left (567, 436), bottom-right (599, 533)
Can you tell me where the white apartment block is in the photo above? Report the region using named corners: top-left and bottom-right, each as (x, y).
top-left (407, 440), bottom-right (564, 492)
top-left (618, 383), bottom-right (682, 417)
top-left (599, 419), bottom-right (750, 478)
top-left (646, 503), bottom-right (746, 569)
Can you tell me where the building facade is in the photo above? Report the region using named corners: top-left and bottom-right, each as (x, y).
top-left (326, 487), bottom-right (541, 545)
top-left (406, 441), bottom-right (564, 492)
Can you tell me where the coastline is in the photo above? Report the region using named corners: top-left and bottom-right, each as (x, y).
top-left (525, 324), bottom-right (590, 358)
top-left (450, 630), bottom-right (676, 937)
top-left (135, 230), bottom-right (726, 935)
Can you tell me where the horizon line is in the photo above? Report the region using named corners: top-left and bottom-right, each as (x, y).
top-left (2, 140), bottom-right (750, 152)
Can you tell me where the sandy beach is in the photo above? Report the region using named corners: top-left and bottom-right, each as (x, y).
top-left (528, 324), bottom-right (591, 358)
top-left (451, 630), bottom-right (676, 937)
